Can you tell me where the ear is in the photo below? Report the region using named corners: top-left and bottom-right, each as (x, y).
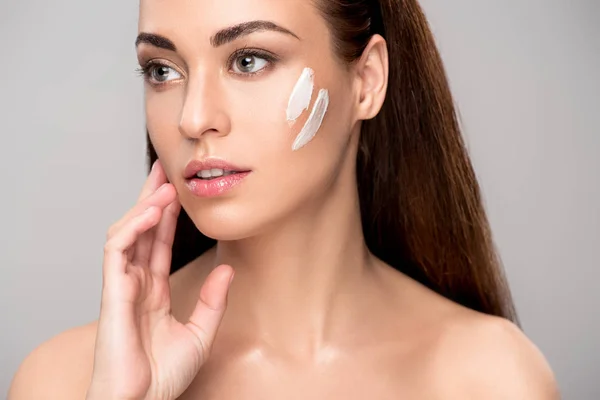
top-left (354, 35), bottom-right (389, 120)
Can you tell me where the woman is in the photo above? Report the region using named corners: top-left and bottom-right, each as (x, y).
top-left (9, 0), bottom-right (559, 399)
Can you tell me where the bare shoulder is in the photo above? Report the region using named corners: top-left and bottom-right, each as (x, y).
top-left (432, 311), bottom-right (561, 399)
top-left (373, 262), bottom-right (560, 398)
top-left (8, 253), bottom-right (209, 400)
top-left (8, 321), bottom-right (98, 400)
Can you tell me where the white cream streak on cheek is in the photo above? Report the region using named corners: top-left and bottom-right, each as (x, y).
top-left (292, 89), bottom-right (329, 151)
top-left (286, 67), bottom-right (314, 123)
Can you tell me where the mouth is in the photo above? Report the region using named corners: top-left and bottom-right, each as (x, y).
top-left (183, 158), bottom-right (252, 197)
top-left (193, 168), bottom-right (243, 180)
top-left (184, 158), bottom-right (251, 179)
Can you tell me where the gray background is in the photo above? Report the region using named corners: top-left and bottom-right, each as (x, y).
top-left (1, 0), bottom-right (598, 398)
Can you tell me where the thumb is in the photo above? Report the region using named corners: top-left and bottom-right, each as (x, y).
top-left (185, 264), bottom-right (234, 359)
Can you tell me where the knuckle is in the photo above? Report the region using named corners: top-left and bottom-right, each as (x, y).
top-left (164, 206), bottom-right (178, 219)
top-left (103, 240), bottom-right (118, 254)
top-left (106, 221), bottom-right (120, 240)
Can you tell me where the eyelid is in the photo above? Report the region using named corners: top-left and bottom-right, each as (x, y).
top-left (135, 47), bottom-right (280, 86)
top-left (227, 47), bottom-right (280, 75)
top-left (136, 59), bottom-right (185, 86)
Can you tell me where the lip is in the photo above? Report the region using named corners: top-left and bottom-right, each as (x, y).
top-left (185, 172), bottom-right (251, 198)
top-left (183, 158), bottom-right (251, 179)
top-left (183, 158), bottom-right (252, 198)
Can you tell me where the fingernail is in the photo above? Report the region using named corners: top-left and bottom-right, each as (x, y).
top-left (229, 271), bottom-right (235, 285)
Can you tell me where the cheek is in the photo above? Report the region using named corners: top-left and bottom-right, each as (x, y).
top-left (144, 88), bottom-right (188, 182)
top-left (241, 66), bottom-right (353, 166)
top-left (285, 64), bottom-right (354, 154)
top-left (287, 70), bottom-right (353, 155)
top-left (250, 73), bottom-right (353, 203)
top-left (230, 81), bottom-right (291, 147)
top-left (145, 87), bottom-right (185, 127)
top-left (145, 88), bottom-right (184, 147)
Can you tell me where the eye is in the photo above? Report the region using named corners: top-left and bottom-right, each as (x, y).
top-left (232, 54), bottom-right (269, 74)
top-left (137, 62), bottom-right (183, 85)
top-left (229, 49), bottom-right (278, 75)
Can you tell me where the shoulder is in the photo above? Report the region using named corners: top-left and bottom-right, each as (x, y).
top-left (431, 312), bottom-right (561, 399)
top-left (8, 321), bottom-right (98, 400)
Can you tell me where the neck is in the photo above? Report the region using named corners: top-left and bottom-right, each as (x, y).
top-left (210, 159), bottom-right (378, 358)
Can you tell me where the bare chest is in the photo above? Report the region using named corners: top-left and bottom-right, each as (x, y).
top-left (177, 352), bottom-right (446, 400)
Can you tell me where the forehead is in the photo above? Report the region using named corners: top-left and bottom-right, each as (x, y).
top-left (138, 0), bottom-right (322, 41)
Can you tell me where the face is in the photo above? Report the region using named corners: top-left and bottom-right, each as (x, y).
top-left (137, 0), bottom-right (361, 240)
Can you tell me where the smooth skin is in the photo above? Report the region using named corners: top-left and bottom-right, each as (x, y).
top-left (85, 161), bottom-right (235, 399)
top-left (9, 0), bottom-right (560, 399)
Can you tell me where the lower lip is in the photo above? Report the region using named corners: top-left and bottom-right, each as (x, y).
top-left (185, 172), bottom-right (251, 198)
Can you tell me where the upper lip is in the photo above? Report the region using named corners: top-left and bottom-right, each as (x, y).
top-left (183, 158), bottom-right (251, 179)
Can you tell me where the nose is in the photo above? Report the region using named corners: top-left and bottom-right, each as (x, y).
top-left (178, 73), bottom-right (231, 140)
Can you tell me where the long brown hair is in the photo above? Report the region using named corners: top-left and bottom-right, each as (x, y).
top-left (146, 0), bottom-right (518, 323)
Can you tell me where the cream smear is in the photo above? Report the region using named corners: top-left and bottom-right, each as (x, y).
top-left (292, 88), bottom-right (329, 151)
top-left (286, 67), bottom-right (314, 123)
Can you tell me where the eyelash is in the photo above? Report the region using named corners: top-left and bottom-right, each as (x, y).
top-left (135, 47), bottom-right (279, 86)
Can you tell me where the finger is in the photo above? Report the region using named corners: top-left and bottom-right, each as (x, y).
top-left (185, 264), bottom-right (235, 359)
top-left (103, 206), bottom-right (162, 283)
top-left (138, 159), bottom-right (168, 202)
top-left (148, 197), bottom-right (182, 279)
top-left (105, 162), bottom-right (169, 241)
top-left (131, 184), bottom-right (177, 267)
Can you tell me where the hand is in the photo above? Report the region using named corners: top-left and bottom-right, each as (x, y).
top-left (86, 160), bottom-right (234, 400)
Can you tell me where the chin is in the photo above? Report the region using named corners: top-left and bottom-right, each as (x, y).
top-left (185, 204), bottom-right (263, 241)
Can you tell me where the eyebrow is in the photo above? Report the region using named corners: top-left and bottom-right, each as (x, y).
top-left (135, 20), bottom-right (299, 51)
top-left (135, 32), bottom-right (176, 51)
top-left (210, 20), bottom-right (299, 47)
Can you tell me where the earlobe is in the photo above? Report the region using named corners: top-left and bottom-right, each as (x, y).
top-left (355, 35), bottom-right (389, 120)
